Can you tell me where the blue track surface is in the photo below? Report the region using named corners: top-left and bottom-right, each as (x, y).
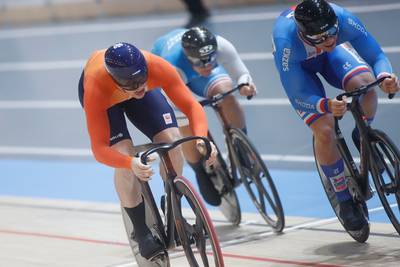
top-left (0, 159), bottom-right (390, 223)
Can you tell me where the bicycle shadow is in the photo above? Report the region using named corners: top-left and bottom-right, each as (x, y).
top-left (313, 241), bottom-right (400, 266)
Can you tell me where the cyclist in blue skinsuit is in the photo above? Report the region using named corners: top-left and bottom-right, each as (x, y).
top-left (153, 26), bottom-right (257, 206)
top-left (272, 0), bottom-right (399, 231)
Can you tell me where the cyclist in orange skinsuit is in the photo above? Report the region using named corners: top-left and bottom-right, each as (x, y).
top-left (78, 42), bottom-right (217, 260)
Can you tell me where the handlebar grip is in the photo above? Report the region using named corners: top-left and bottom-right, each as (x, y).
top-left (389, 93), bottom-right (395, 99)
top-left (246, 95), bottom-right (253, 100)
top-left (140, 154), bottom-right (148, 165)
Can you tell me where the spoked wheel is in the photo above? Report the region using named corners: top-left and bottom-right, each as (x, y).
top-left (230, 128), bottom-right (285, 232)
top-left (173, 176), bottom-right (225, 267)
top-left (369, 129), bottom-right (400, 235)
top-left (312, 138), bottom-right (370, 243)
top-left (121, 208), bottom-right (170, 267)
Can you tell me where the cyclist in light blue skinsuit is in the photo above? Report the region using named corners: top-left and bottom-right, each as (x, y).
top-left (153, 27), bottom-right (257, 206)
top-left (272, 0), bottom-right (400, 231)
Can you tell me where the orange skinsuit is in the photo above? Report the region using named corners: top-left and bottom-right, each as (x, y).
top-left (82, 50), bottom-right (208, 169)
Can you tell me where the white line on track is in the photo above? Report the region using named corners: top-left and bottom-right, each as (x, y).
top-left (1, 46), bottom-right (399, 72)
top-left (0, 98), bottom-right (398, 110)
top-left (0, 3), bottom-right (399, 39)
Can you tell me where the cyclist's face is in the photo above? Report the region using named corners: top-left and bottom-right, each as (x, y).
top-left (193, 64), bottom-right (214, 76)
top-left (123, 83), bottom-right (147, 99)
top-left (314, 35), bottom-right (338, 52)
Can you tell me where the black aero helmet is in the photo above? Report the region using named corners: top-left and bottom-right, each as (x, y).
top-left (294, 0), bottom-right (337, 36)
top-left (181, 26), bottom-right (217, 59)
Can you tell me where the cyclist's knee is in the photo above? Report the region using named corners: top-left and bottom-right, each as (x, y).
top-left (311, 117), bottom-right (335, 144)
top-left (153, 127), bottom-right (181, 143)
top-left (345, 72), bottom-right (375, 92)
top-left (207, 80), bottom-right (232, 97)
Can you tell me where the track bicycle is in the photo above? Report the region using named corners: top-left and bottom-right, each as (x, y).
top-left (198, 85), bottom-right (285, 231)
top-left (121, 136), bottom-right (224, 267)
top-left (313, 77), bottom-right (400, 242)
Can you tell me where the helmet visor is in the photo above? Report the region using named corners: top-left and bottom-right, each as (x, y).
top-left (187, 53), bottom-right (217, 68)
top-left (113, 71), bottom-right (148, 91)
top-left (304, 22), bottom-right (339, 45)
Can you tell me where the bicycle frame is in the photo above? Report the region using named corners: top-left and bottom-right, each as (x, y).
top-left (334, 97), bottom-right (372, 200)
top-left (200, 87), bottom-right (244, 187)
top-left (138, 136), bottom-right (212, 251)
top-left (335, 76), bottom-right (389, 200)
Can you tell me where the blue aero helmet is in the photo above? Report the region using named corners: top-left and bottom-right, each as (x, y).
top-left (104, 42), bottom-right (148, 90)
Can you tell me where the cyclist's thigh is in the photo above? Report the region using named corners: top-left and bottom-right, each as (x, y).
top-left (123, 89), bottom-right (178, 140)
top-left (188, 65), bottom-right (232, 98)
top-left (321, 43), bottom-right (371, 90)
top-left (290, 69), bottom-right (327, 127)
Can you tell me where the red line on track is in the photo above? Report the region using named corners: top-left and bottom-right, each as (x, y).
top-left (0, 229), bottom-right (343, 266)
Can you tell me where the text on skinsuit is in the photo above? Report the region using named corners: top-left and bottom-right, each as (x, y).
top-left (295, 98), bottom-right (315, 110)
top-left (347, 18), bottom-right (368, 36)
top-left (282, 48), bottom-right (291, 71)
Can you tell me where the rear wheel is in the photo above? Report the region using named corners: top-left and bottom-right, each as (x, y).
top-left (230, 128), bottom-right (285, 232)
top-left (173, 176), bottom-right (225, 267)
top-left (312, 138), bottom-right (370, 243)
top-left (369, 129), bottom-right (400, 235)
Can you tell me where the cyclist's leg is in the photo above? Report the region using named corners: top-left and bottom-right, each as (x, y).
top-left (124, 88), bottom-right (183, 180)
top-left (324, 43), bottom-right (376, 150)
top-left (190, 65), bottom-right (247, 133)
top-left (314, 44), bottom-right (370, 229)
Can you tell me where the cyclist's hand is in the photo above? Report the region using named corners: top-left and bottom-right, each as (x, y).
top-left (131, 155), bottom-right (156, 181)
top-left (380, 74), bottom-right (400, 94)
top-left (239, 83), bottom-right (257, 97)
top-left (329, 96), bottom-right (347, 117)
top-left (196, 139), bottom-right (218, 166)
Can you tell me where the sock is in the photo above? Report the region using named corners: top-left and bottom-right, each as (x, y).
top-left (124, 201), bottom-right (150, 241)
top-left (321, 159), bottom-right (351, 202)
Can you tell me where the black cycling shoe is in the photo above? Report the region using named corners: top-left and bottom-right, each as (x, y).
top-left (339, 199), bottom-right (368, 231)
top-left (189, 162), bottom-right (221, 206)
top-left (136, 233), bottom-right (164, 260)
top-left (196, 171), bottom-right (221, 206)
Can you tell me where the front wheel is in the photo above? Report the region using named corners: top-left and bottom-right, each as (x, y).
top-left (312, 138), bottom-right (370, 243)
top-left (230, 128), bottom-right (285, 232)
top-left (173, 176), bottom-right (225, 267)
top-left (369, 129), bottom-right (400, 235)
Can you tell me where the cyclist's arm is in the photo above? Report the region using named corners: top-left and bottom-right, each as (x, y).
top-left (216, 36), bottom-right (254, 86)
top-left (338, 6), bottom-right (393, 78)
top-left (84, 79), bottom-right (133, 169)
top-left (149, 54), bottom-right (208, 137)
top-left (273, 37), bottom-right (330, 114)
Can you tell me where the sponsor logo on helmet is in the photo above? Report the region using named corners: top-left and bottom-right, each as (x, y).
top-left (199, 45), bottom-right (214, 56)
top-left (131, 69), bottom-right (142, 76)
top-left (113, 43), bottom-right (124, 49)
top-left (320, 23), bottom-right (329, 31)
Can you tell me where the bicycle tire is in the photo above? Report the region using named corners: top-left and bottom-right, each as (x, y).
top-left (172, 175), bottom-right (224, 267)
top-left (230, 128), bottom-right (285, 232)
top-left (368, 129), bottom-right (400, 235)
top-left (312, 138), bottom-right (370, 243)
